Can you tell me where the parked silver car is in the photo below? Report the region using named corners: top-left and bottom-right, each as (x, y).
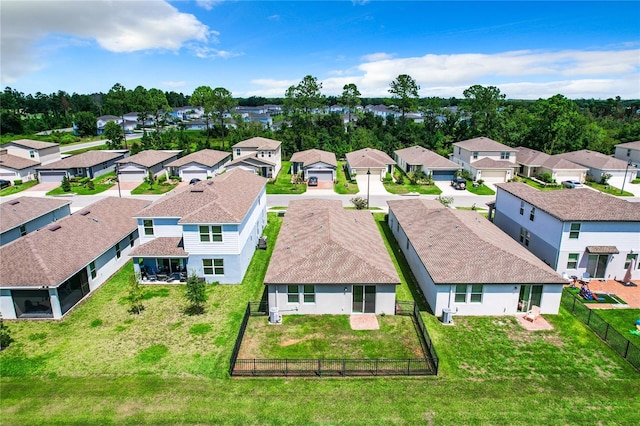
top-left (561, 180), bottom-right (582, 188)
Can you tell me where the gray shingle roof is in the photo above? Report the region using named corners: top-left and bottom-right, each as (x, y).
top-left (264, 199), bottom-right (400, 285)
top-left (226, 155), bottom-right (275, 168)
top-left (554, 150), bottom-right (637, 171)
top-left (232, 137), bottom-right (282, 150)
top-left (388, 199), bottom-right (566, 284)
top-left (615, 141), bottom-right (640, 150)
top-left (542, 156), bottom-right (588, 170)
top-left (0, 197), bottom-right (71, 233)
top-left (345, 148), bottom-right (395, 169)
top-left (514, 147), bottom-right (550, 166)
top-left (289, 149), bottom-right (337, 168)
top-left (0, 153), bottom-right (40, 170)
top-left (1, 139), bottom-right (59, 150)
top-left (116, 150), bottom-right (179, 168)
top-left (0, 197), bottom-right (150, 288)
top-left (134, 168), bottom-right (266, 224)
top-left (166, 149), bottom-right (231, 168)
top-left (471, 158), bottom-right (514, 169)
top-left (495, 182), bottom-right (640, 222)
top-left (394, 146), bottom-right (461, 169)
top-left (453, 137), bottom-right (514, 152)
top-left (36, 151), bottom-right (123, 170)
top-left (130, 237), bottom-right (188, 257)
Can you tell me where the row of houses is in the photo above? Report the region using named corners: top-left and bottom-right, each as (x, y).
top-left (2, 164), bottom-right (637, 320)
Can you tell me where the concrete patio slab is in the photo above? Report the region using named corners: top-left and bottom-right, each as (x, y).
top-left (350, 314), bottom-right (380, 330)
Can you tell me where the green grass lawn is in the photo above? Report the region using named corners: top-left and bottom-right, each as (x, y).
top-left (266, 161), bottom-right (306, 194)
top-left (46, 173), bottom-right (116, 196)
top-left (130, 179), bottom-right (179, 195)
top-left (63, 144), bottom-right (109, 155)
top-left (520, 177), bottom-right (564, 191)
top-left (383, 182), bottom-right (442, 194)
top-left (466, 180), bottom-right (496, 195)
top-left (585, 181), bottom-right (634, 196)
top-left (592, 308), bottom-right (640, 346)
top-left (0, 180), bottom-right (39, 196)
top-left (1, 213), bottom-right (639, 425)
top-left (334, 161), bottom-right (359, 194)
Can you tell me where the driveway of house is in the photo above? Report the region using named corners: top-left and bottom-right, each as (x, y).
top-left (355, 174), bottom-right (388, 196)
top-left (434, 181), bottom-right (465, 196)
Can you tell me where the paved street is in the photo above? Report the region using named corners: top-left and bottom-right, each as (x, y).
top-left (60, 133), bottom-right (143, 153)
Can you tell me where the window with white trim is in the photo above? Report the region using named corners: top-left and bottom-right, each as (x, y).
top-left (529, 207), bottom-right (536, 221)
top-left (569, 223), bottom-right (581, 239)
top-left (115, 242), bottom-right (121, 259)
top-left (519, 227), bottom-right (530, 246)
top-left (236, 148), bottom-right (241, 156)
top-left (500, 152), bottom-right (510, 160)
top-left (143, 220), bottom-right (154, 236)
top-left (29, 150), bottom-right (35, 159)
top-left (567, 253), bottom-right (579, 269)
top-left (203, 259), bottom-right (224, 275)
top-left (19, 225), bottom-right (27, 236)
top-left (129, 233), bottom-right (135, 247)
top-left (303, 285), bottom-right (315, 303)
top-left (287, 285), bottom-right (299, 303)
top-left (625, 253), bottom-right (638, 269)
top-left (472, 151), bottom-right (478, 160)
top-left (89, 261), bottom-right (97, 279)
top-left (519, 201), bottom-right (524, 216)
top-left (200, 225), bottom-right (223, 242)
top-left (455, 285), bottom-right (467, 303)
top-left (470, 285), bottom-right (483, 303)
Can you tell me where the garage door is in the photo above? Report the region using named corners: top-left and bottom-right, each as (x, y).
top-left (307, 169), bottom-right (333, 181)
top-left (181, 170), bottom-right (208, 181)
top-left (480, 170), bottom-right (507, 183)
top-left (431, 170), bottom-right (456, 181)
top-left (118, 170), bottom-right (146, 182)
top-left (39, 171), bottom-right (67, 183)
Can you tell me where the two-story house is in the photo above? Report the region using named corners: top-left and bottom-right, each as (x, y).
top-left (130, 169), bottom-right (267, 284)
top-left (0, 197), bottom-right (71, 246)
top-left (450, 137), bottom-right (516, 184)
top-left (0, 149), bottom-right (40, 182)
top-left (614, 141), bottom-right (640, 168)
top-left (0, 139), bottom-right (61, 165)
top-left (226, 137), bottom-right (282, 178)
top-left (492, 182), bottom-right (640, 281)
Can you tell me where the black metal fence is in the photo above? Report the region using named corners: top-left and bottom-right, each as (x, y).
top-left (561, 289), bottom-right (640, 371)
top-left (229, 300), bottom-right (439, 377)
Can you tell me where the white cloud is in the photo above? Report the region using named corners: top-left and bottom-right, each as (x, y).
top-left (0, 0), bottom-right (210, 85)
top-left (267, 14), bottom-right (280, 21)
top-left (196, 0), bottom-right (223, 11)
top-left (192, 46), bottom-right (243, 59)
top-left (361, 52), bottom-right (394, 62)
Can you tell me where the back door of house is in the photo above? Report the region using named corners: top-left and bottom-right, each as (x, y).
top-left (352, 285), bottom-right (376, 313)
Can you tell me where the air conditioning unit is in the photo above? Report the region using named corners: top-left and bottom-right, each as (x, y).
top-left (269, 307), bottom-right (281, 324)
top-left (257, 235), bottom-right (268, 250)
top-left (441, 308), bottom-right (453, 325)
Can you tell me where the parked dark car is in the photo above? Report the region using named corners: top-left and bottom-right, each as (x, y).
top-left (0, 179), bottom-right (11, 189)
top-left (189, 178), bottom-right (201, 185)
top-left (451, 177), bottom-right (466, 190)
top-left (308, 176), bottom-right (318, 186)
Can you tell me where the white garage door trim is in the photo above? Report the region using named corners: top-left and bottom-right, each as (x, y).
top-left (307, 169), bottom-right (334, 181)
top-left (181, 170), bottom-right (208, 181)
top-left (479, 170), bottom-right (507, 183)
top-left (118, 170), bottom-right (146, 182)
top-left (39, 171), bottom-right (67, 183)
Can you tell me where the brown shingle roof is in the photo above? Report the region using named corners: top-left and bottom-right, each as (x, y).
top-left (116, 150), bottom-right (179, 168)
top-left (0, 197), bottom-right (71, 233)
top-left (130, 237), bottom-right (188, 257)
top-left (555, 150), bottom-right (637, 171)
top-left (134, 168), bottom-right (266, 224)
top-left (394, 146), bottom-right (461, 169)
top-left (289, 149), bottom-right (337, 168)
top-left (495, 182), bottom-right (640, 222)
top-left (453, 137), bottom-right (513, 152)
top-left (166, 149), bottom-right (231, 168)
top-left (514, 147), bottom-right (550, 166)
top-left (36, 151), bottom-right (123, 170)
top-left (542, 156), bottom-right (588, 170)
top-left (615, 141), bottom-right (640, 150)
top-left (0, 153), bottom-right (40, 170)
top-left (232, 137), bottom-right (282, 150)
top-left (471, 158), bottom-right (514, 169)
top-left (2, 139), bottom-right (59, 150)
top-left (264, 199), bottom-right (400, 285)
top-left (226, 155), bottom-right (275, 168)
top-left (388, 199), bottom-right (566, 284)
top-left (0, 197), bottom-right (150, 288)
top-left (345, 148), bottom-right (395, 169)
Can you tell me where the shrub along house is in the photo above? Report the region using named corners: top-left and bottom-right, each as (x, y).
top-left (264, 199), bottom-right (400, 315)
top-left (0, 197), bottom-right (149, 319)
top-left (388, 199), bottom-right (566, 317)
top-left (0, 197), bottom-right (71, 246)
top-left (130, 169), bottom-right (267, 283)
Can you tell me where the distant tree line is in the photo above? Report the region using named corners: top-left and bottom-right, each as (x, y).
top-left (1, 77), bottom-right (638, 160)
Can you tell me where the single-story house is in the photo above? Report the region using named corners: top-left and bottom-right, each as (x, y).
top-left (492, 182), bottom-right (640, 281)
top-left (515, 147), bottom-right (588, 183)
top-left (0, 139), bottom-right (61, 165)
top-left (614, 140), bottom-right (640, 168)
top-left (166, 149), bottom-right (231, 181)
top-left (394, 145), bottom-right (461, 181)
top-left (116, 150), bottom-right (181, 182)
top-left (0, 151), bottom-right (39, 182)
top-left (387, 199), bottom-right (567, 317)
top-left (450, 137), bottom-right (516, 183)
top-left (0, 197), bottom-right (71, 246)
top-left (0, 197), bottom-right (150, 319)
top-left (554, 150), bottom-right (637, 189)
top-left (265, 199), bottom-right (400, 315)
top-left (36, 151), bottom-right (127, 183)
top-left (345, 148), bottom-right (395, 178)
top-left (289, 148), bottom-right (337, 182)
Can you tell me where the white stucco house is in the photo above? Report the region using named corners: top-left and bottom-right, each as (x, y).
top-left (166, 149), bottom-right (231, 181)
top-left (289, 148), bottom-right (337, 182)
top-left (450, 137), bottom-right (516, 183)
top-left (554, 150), bottom-right (637, 189)
top-left (345, 148), bottom-right (395, 179)
top-left (492, 182), bottom-right (640, 282)
top-left (0, 197), bottom-right (71, 246)
top-left (115, 150), bottom-right (180, 182)
top-left (387, 199), bottom-right (567, 317)
top-left (265, 199), bottom-right (400, 315)
top-left (0, 151), bottom-right (39, 182)
top-left (36, 151), bottom-right (127, 183)
top-left (0, 139), bottom-right (61, 165)
top-left (614, 140), bottom-right (640, 168)
top-left (130, 169), bottom-right (267, 284)
top-left (227, 137), bottom-right (282, 178)
top-left (0, 197), bottom-right (149, 319)
top-left (514, 147), bottom-right (588, 184)
top-left (394, 145), bottom-right (461, 181)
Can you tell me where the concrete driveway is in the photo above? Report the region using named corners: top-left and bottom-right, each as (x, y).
top-left (435, 181), bottom-right (466, 196)
top-left (355, 174), bottom-right (388, 196)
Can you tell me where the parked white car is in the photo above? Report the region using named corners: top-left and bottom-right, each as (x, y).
top-left (561, 180), bottom-right (582, 188)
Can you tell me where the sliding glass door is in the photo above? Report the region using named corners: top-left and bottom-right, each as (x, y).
top-left (352, 285), bottom-right (376, 313)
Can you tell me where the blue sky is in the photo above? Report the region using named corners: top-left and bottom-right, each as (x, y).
top-left (1, 1), bottom-right (639, 99)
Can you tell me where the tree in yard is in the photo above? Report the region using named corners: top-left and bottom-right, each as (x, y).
top-left (191, 85), bottom-right (215, 146)
top-left (128, 272), bottom-right (145, 314)
top-left (185, 272), bottom-right (208, 315)
top-left (211, 87), bottom-right (236, 149)
top-left (103, 121), bottom-right (124, 149)
top-left (436, 195), bottom-right (454, 208)
top-left (388, 74), bottom-right (420, 122)
top-left (0, 313), bottom-right (13, 350)
top-left (61, 175), bottom-right (71, 192)
top-left (144, 170), bottom-right (155, 188)
top-left (339, 83), bottom-right (361, 126)
top-left (350, 196), bottom-right (368, 210)
top-left (461, 85), bottom-right (505, 139)
top-left (74, 111), bottom-right (97, 136)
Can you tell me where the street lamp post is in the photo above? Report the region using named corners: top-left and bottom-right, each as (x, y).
top-left (366, 168), bottom-right (371, 209)
top-left (115, 163), bottom-right (122, 198)
top-left (621, 160), bottom-right (632, 195)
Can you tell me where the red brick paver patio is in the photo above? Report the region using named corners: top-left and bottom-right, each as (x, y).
top-left (570, 279), bottom-right (640, 309)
